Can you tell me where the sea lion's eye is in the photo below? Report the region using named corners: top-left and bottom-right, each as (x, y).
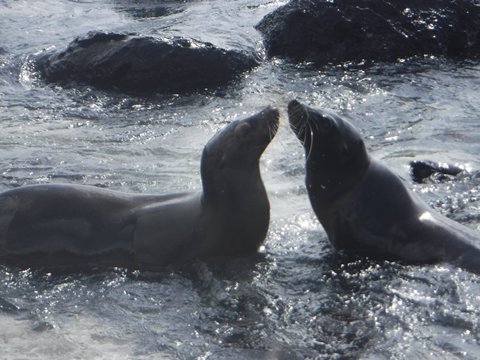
top-left (235, 122), bottom-right (251, 139)
top-left (318, 116), bottom-right (334, 132)
top-left (328, 116), bottom-right (338, 127)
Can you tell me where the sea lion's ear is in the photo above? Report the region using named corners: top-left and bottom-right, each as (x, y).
top-left (235, 121), bottom-right (251, 139)
top-left (219, 153), bottom-right (227, 170)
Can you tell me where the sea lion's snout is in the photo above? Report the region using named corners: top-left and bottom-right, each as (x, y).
top-left (288, 99), bottom-right (302, 112)
top-left (251, 106), bottom-right (279, 143)
top-left (264, 107), bottom-right (280, 140)
top-left (287, 100), bottom-right (305, 124)
top-left (260, 106), bottom-right (280, 120)
top-left (287, 99), bottom-right (308, 141)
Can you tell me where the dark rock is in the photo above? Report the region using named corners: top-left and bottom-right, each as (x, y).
top-left (410, 160), bottom-right (464, 183)
top-left (111, 0), bottom-right (186, 19)
top-left (256, 0), bottom-right (480, 66)
top-left (32, 320), bottom-right (55, 332)
top-left (37, 32), bottom-right (259, 94)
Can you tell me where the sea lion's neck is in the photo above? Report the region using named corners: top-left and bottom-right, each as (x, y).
top-left (306, 154), bottom-right (371, 211)
top-left (201, 164), bottom-right (270, 255)
top-left (203, 165), bottom-right (267, 208)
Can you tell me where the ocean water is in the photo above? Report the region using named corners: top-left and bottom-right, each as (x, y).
top-left (1, 1), bottom-right (480, 359)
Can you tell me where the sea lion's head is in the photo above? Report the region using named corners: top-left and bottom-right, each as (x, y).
top-left (201, 107), bottom-right (279, 201)
top-left (203, 107), bottom-right (279, 170)
top-left (288, 100), bottom-right (369, 202)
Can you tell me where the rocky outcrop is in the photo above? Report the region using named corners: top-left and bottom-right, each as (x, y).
top-left (256, 0), bottom-right (480, 66)
top-left (37, 32), bottom-right (259, 94)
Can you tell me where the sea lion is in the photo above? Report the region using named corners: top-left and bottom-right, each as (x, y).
top-left (288, 99), bottom-right (480, 271)
top-left (0, 107), bottom-right (279, 270)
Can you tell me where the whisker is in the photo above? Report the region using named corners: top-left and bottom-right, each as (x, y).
top-left (267, 118), bottom-right (279, 140)
top-left (289, 120), bottom-right (302, 133)
top-left (303, 108), bottom-right (316, 160)
top-left (310, 116), bottom-right (320, 132)
top-left (289, 106), bottom-right (304, 121)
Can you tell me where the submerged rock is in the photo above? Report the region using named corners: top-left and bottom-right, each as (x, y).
top-left (256, 0), bottom-right (480, 66)
top-left (37, 32), bottom-right (259, 94)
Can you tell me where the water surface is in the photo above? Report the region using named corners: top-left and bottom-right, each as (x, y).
top-left (1, 1), bottom-right (480, 359)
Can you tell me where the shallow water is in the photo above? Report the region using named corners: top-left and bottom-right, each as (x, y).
top-left (1, 0), bottom-right (480, 359)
